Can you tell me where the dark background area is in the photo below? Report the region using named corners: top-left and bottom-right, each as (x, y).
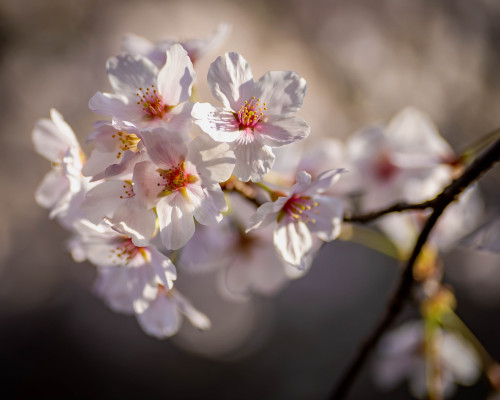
top-left (1, 0), bottom-right (500, 398)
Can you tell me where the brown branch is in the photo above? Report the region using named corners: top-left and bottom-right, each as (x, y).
top-left (343, 200), bottom-right (434, 223)
top-left (330, 138), bottom-right (500, 400)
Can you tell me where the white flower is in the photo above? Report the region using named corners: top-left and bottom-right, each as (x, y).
top-left (32, 109), bottom-right (92, 229)
top-left (374, 320), bottom-right (481, 399)
top-left (122, 23), bottom-right (231, 67)
top-left (247, 170), bottom-right (344, 269)
top-left (69, 219), bottom-right (176, 315)
top-left (81, 178), bottom-right (156, 246)
top-left (132, 128), bottom-right (235, 250)
top-left (192, 52), bottom-right (310, 182)
top-left (82, 121), bottom-right (148, 182)
top-left (89, 44), bottom-right (195, 132)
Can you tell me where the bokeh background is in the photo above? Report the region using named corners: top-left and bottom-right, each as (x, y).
top-left (1, 0), bottom-right (500, 398)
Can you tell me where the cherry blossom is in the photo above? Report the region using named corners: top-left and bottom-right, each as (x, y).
top-left (374, 320), bottom-right (481, 399)
top-left (89, 44), bottom-right (195, 132)
top-left (247, 170), bottom-right (344, 269)
top-left (69, 219), bottom-right (177, 315)
top-left (192, 52), bottom-right (310, 181)
top-left (132, 128), bottom-right (235, 250)
top-left (122, 22), bottom-right (231, 67)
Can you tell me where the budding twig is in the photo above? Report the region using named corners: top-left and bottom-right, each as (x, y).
top-left (330, 138), bottom-right (500, 400)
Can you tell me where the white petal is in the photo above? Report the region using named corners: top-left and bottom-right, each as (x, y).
top-left (157, 195), bottom-right (196, 250)
top-left (132, 161), bottom-right (163, 208)
top-left (106, 53), bottom-right (158, 99)
top-left (191, 102), bottom-right (240, 142)
top-left (109, 199), bottom-right (157, 246)
top-left (274, 221), bottom-right (313, 268)
top-left (148, 246), bottom-right (177, 290)
top-left (32, 109), bottom-right (79, 162)
top-left (169, 290), bottom-right (211, 330)
top-left (35, 170), bottom-right (68, 210)
top-left (307, 195), bottom-right (344, 242)
top-left (387, 107), bottom-right (455, 166)
top-left (300, 168), bottom-right (345, 195)
top-left (94, 267), bottom-right (135, 315)
top-left (139, 128), bottom-right (186, 168)
top-left (246, 197), bottom-right (288, 231)
top-left (157, 44), bottom-right (196, 105)
top-left (88, 91), bottom-right (142, 122)
top-left (232, 141), bottom-right (275, 182)
top-left (193, 186), bottom-right (226, 226)
top-left (187, 134), bottom-right (236, 182)
top-left (208, 52), bottom-right (254, 111)
top-left (254, 71), bottom-right (307, 115)
top-left (137, 292), bottom-right (181, 338)
top-left (254, 115), bottom-right (309, 147)
top-left (127, 262), bottom-right (159, 314)
top-left (81, 180), bottom-right (126, 223)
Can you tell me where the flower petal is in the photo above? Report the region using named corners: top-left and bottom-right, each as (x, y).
top-left (157, 44), bottom-right (196, 105)
top-left (254, 115), bottom-right (310, 147)
top-left (191, 102), bottom-right (240, 142)
top-left (274, 221), bottom-right (313, 268)
top-left (254, 71), bottom-right (307, 115)
top-left (139, 128), bottom-right (187, 169)
top-left (232, 141), bottom-right (275, 182)
top-left (137, 291), bottom-right (181, 338)
top-left (208, 52), bottom-right (254, 111)
top-left (157, 195), bottom-right (195, 250)
top-left (307, 195), bottom-right (343, 242)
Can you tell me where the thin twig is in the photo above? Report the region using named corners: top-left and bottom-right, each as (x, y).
top-left (343, 200), bottom-right (433, 223)
top-left (330, 138), bottom-right (500, 400)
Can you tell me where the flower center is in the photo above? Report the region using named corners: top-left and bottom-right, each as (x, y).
top-left (279, 194), bottom-right (319, 224)
top-left (119, 180), bottom-right (135, 199)
top-left (109, 238), bottom-right (147, 265)
top-left (111, 131), bottom-right (141, 159)
top-left (157, 162), bottom-right (198, 197)
top-left (136, 85), bottom-right (171, 119)
top-left (375, 152), bottom-right (399, 182)
top-left (237, 97), bottom-right (266, 129)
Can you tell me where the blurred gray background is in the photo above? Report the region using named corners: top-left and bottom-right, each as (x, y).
top-left (1, 0), bottom-right (500, 398)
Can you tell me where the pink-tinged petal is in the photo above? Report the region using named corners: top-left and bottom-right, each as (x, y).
top-left (35, 170), bottom-right (68, 210)
top-left (93, 150), bottom-right (147, 182)
top-left (274, 221), bottom-right (313, 268)
top-left (148, 246), bottom-right (177, 290)
top-left (88, 91), bottom-right (143, 122)
top-left (169, 290), bottom-right (211, 330)
top-left (208, 52), bottom-right (254, 111)
top-left (108, 198), bottom-right (157, 246)
top-left (133, 161), bottom-right (163, 208)
top-left (246, 197), bottom-right (289, 231)
top-left (85, 121), bottom-right (118, 150)
top-left (107, 53), bottom-right (158, 99)
top-left (122, 33), bottom-right (161, 65)
top-left (306, 195), bottom-right (343, 242)
top-left (139, 128), bottom-right (186, 169)
top-left (160, 101), bottom-right (193, 137)
top-left (193, 186), bottom-right (226, 226)
top-left (137, 292), bottom-right (181, 338)
top-left (157, 195), bottom-right (196, 250)
top-left (126, 262), bottom-right (159, 314)
top-left (254, 71), bottom-right (307, 115)
top-left (32, 109), bottom-right (79, 162)
top-left (157, 44), bottom-right (196, 105)
top-left (300, 168), bottom-right (345, 195)
top-left (187, 134), bottom-right (236, 183)
top-left (387, 107), bottom-right (454, 166)
top-left (94, 267), bottom-right (135, 315)
top-left (191, 102), bottom-right (240, 142)
top-left (232, 142), bottom-right (275, 182)
top-left (81, 180), bottom-right (128, 223)
top-left (254, 115), bottom-right (309, 147)
top-left (82, 149), bottom-right (119, 179)
top-left (181, 22), bottom-right (231, 63)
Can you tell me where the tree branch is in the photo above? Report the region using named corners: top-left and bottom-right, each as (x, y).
top-left (330, 138), bottom-right (500, 400)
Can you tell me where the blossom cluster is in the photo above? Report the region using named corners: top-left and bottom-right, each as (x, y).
top-left (32, 24), bottom-right (495, 399)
